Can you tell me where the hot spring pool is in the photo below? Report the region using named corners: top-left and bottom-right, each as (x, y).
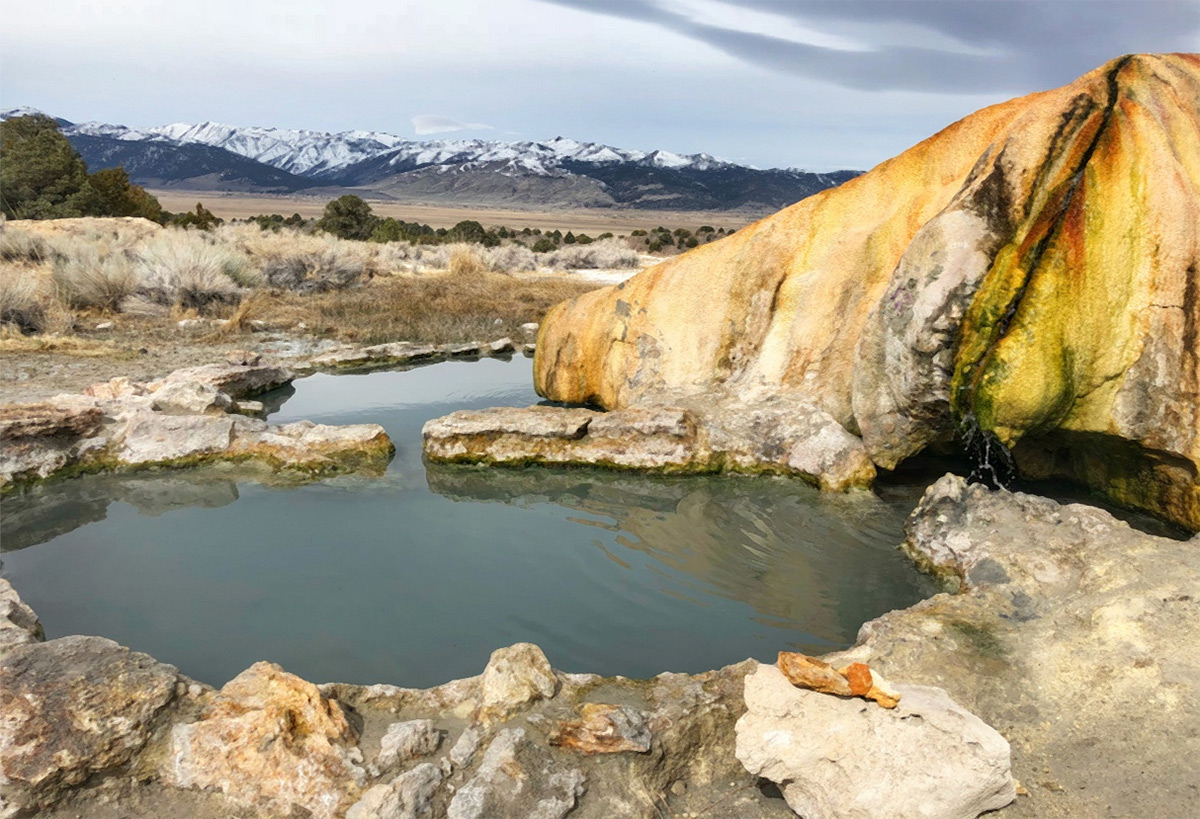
top-left (0, 357), bottom-right (936, 688)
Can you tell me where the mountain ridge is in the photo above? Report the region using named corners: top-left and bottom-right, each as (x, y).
top-left (1, 107), bottom-right (860, 210)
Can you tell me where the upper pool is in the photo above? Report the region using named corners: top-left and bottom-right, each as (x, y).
top-left (0, 357), bottom-right (935, 688)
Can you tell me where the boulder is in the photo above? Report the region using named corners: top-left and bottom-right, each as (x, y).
top-left (376, 720), bottom-right (442, 771)
top-left (159, 661), bottom-right (365, 819)
top-left (548, 703), bottom-right (652, 755)
top-left (530, 54), bottom-right (1200, 529)
top-left (0, 579), bottom-right (43, 656)
top-left (478, 643), bottom-right (559, 721)
top-left (735, 663), bottom-right (1015, 819)
top-left (0, 636), bottom-right (179, 816)
top-left (347, 762), bottom-right (442, 819)
top-left (446, 729), bottom-right (585, 819)
top-left (149, 380), bottom-right (233, 415)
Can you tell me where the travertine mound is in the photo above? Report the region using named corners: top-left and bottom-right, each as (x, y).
top-left (534, 54), bottom-right (1200, 529)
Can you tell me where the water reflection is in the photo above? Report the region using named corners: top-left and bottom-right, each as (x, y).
top-left (2, 471), bottom-right (240, 553)
top-left (426, 465), bottom-right (934, 650)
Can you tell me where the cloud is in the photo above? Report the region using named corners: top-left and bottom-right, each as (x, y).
top-left (538, 0), bottom-right (1200, 93)
top-left (411, 114), bottom-right (494, 135)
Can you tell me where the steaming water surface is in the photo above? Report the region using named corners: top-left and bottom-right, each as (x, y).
top-left (1, 357), bottom-right (935, 687)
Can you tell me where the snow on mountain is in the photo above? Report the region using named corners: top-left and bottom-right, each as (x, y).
top-left (2, 107), bottom-right (750, 179)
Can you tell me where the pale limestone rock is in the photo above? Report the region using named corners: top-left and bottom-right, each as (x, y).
top-left (160, 661), bottom-right (365, 819)
top-left (423, 398), bottom-right (874, 489)
top-left (233, 399), bottom-right (264, 415)
top-left (157, 362), bottom-right (292, 399)
top-left (548, 703), bottom-right (652, 755)
top-left (487, 337), bottom-right (515, 355)
top-left (447, 727), bottom-right (483, 771)
top-left (447, 729), bottom-right (585, 819)
top-left (150, 380), bottom-right (233, 415)
top-left (117, 412), bottom-right (234, 464)
top-left (0, 636), bottom-right (178, 817)
top-left (736, 663), bottom-right (1014, 819)
top-left (0, 399), bottom-right (105, 486)
top-left (376, 720), bottom-right (442, 770)
top-left (347, 763), bottom-right (442, 819)
top-left (478, 643), bottom-right (559, 720)
top-left (311, 343), bottom-right (439, 370)
top-left (0, 579), bottom-right (43, 656)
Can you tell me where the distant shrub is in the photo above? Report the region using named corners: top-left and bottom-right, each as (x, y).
top-left (317, 195), bottom-right (377, 241)
top-left (684, 236), bottom-right (699, 248)
top-left (563, 231), bottom-right (576, 245)
top-left (531, 238), bottom-right (556, 253)
top-left (630, 229), bottom-right (647, 237)
top-left (170, 203), bottom-right (222, 231)
top-left (52, 248), bottom-right (137, 311)
top-left (648, 240), bottom-right (663, 252)
top-left (575, 234), bottom-right (593, 245)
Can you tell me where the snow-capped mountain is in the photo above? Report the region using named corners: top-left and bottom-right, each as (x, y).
top-left (2, 108), bottom-right (860, 210)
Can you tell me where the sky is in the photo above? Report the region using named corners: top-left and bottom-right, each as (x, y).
top-left (1, 0), bottom-right (1197, 171)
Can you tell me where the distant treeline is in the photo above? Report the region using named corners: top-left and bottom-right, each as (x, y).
top-left (245, 194), bottom-right (736, 254)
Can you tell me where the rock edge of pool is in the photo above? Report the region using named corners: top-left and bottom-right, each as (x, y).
top-left (2, 351), bottom-right (1198, 819)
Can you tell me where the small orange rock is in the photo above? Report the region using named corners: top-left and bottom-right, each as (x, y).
top-left (839, 662), bottom-right (874, 697)
top-left (777, 652), bottom-right (852, 697)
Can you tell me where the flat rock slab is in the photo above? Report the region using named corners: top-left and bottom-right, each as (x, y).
top-left (736, 663), bottom-right (1014, 819)
top-left (155, 363), bottom-right (293, 399)
top-left (422, 398), bottom-right (875, 490)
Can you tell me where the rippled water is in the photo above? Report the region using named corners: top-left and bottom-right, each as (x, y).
top-left (0, 357), bottom-right (936, 688)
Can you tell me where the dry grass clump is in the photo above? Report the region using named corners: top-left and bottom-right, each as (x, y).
top-left (483, 244), bottom-right (537, 274)
top-left (256, 269), bottom-right (597, 345)
top-left (0, 269), bottom-right (46, 332)
top-left (134, 233), bottom-right (245, 312)
top-left (0, 229), bottom-right (54, 264)
top-left (543, 238), bottom-right (641, 270)
top-left (51, 248), bottom-right (137, 311)
top-left (447, 245), bottom-right (487, 278)
top-left (0, 328), bottom-right (123, 357)
top-left (262, 249), bottom-right (366, 293)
